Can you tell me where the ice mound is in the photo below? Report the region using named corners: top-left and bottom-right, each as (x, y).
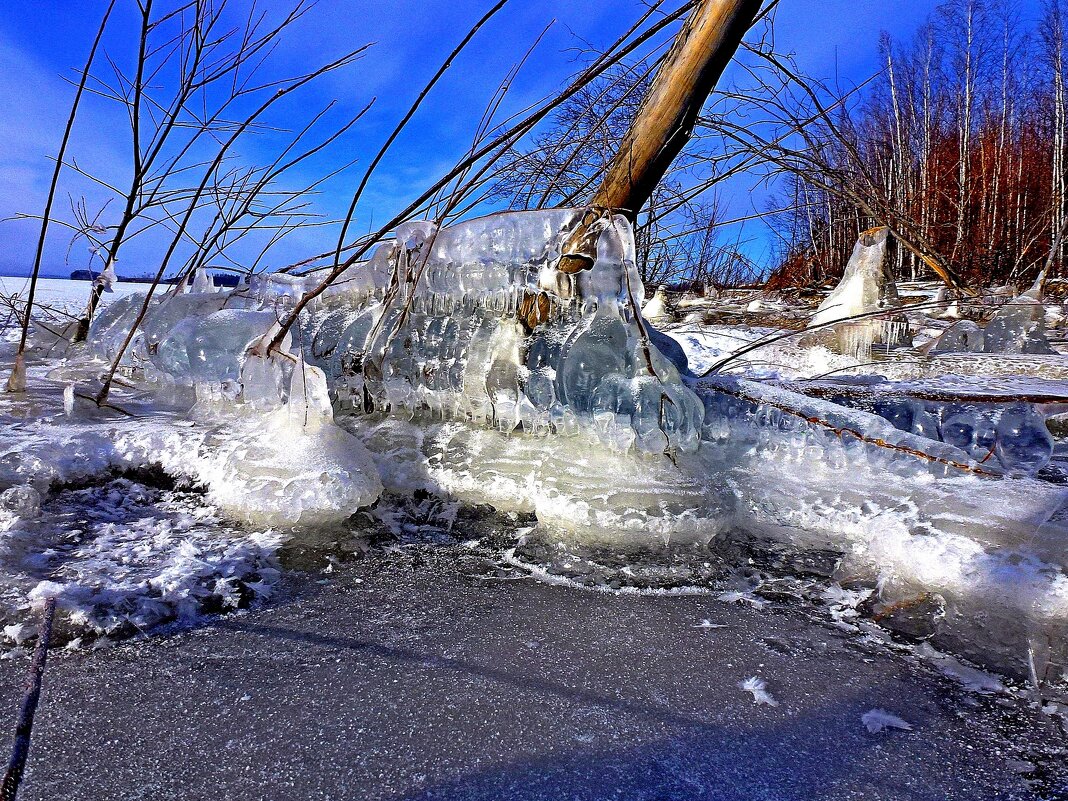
top-left (806, 227), bottom-right (908, 357)
top-left (0, 360), bottom-right (381, 530)
top-left (191, 361), bottom-right (383, 528)
top-left (983, 295), bottom-right (1056, 355)
top-left (104, 362), bottom-right (382, 529)
top-left (252, 210), bottom-right (705, 456)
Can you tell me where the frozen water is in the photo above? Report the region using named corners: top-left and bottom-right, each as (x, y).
top-left (0, 485), bottom-right (40, 520)
top-left (86, 292), bottom-right (151, 362)
top-left (983, 296), bottom-right (1055, 354)
top-left (143, 292), bottom-right (229, 364)
top-left (807, 227), bottom-right (904, 356)
top-left (0, 477), bottom-right (285, 636)
top-left (246, 209), bottom-right (707, 456)
top-left (187, 309), bottom-right (282, 382)
top-left (642, 286), bottom-right (675, 324)
top-left (809, 227), bottom-right (897, 327)
top-left (739, 676), bottom-right (778, 706)
top-left (10, 211), bottom-right (1068, 692)
top-left (995, 404), bottom-right (1055, 475)
top-left (933, 320), bottom-right (985, 353)
top-left (862, 709), bottom-right (912, 734)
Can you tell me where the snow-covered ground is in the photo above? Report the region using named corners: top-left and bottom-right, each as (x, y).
top-left (0, 275), bottom-right (144, 307)
top-left (0, 276), bottom-right (143, 339)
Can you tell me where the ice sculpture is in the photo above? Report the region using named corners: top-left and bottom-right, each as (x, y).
top-left (238, 209), bottom-right (708, 456)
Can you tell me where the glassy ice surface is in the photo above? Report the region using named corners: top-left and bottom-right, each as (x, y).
top-left (187, 310), bottom-right (281, 382)
top-left (934, 320), bottom-right (985, 353)
top-left (995, 404), bottom-right (1056, 474)
top-left (143, 292), bottom-right (229, 357)
top-left (86, 292), bottom-right (151, 361)
top-left (231, 209), bottom-right (711, 455)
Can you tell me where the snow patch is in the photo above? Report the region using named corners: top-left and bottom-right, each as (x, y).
top-left (861, 709), bottom-right (913, 734)
top-left (739, 676), bottom-right (779, 706)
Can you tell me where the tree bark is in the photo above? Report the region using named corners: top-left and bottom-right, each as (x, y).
top-left (558, 0), bottom-right (762, 274)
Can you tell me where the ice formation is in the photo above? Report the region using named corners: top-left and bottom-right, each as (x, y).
top-left (739, 676), bottom-right (779, 706)
top-left (642, 286), bottom-right (675, 325)
top-left (806, 227), bottom-right (908, 356)
top-left (982, 295), bottom-right (1056, 354)
top-left (8, 206), bottom-right (1068, 690)
top-left (861, 709), bottom-right (912, 734)
top-left (928, 294), bottom-right (1056, 356)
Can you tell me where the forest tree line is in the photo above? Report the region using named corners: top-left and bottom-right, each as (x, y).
top-left (766, 0), bottom-right (1068, 290)
top-left (495, 0), bottom-right (1068, 292)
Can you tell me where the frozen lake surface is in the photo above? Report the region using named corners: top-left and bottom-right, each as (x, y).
top-left (1, 539), bottom-right (1065, 801)
top-left (0, 275), bottom-right (144, 308)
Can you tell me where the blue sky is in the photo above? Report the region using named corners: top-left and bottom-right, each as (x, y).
top-left (0, 0), bottom-right (1050, 278)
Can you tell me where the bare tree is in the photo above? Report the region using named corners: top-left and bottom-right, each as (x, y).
top-left (264, 0), bottom-right (709, 354)
top-left (5, 0), bottom-right (116, 392)
top-left (64, 0), bottom-right (335, 343)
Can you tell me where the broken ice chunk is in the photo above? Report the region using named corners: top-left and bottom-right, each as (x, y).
top-left (983, 296), bottom-right (1055, 354)
top-left (932, 319), bottom-right (984, 353)
top-left (0, 485), bottom-right (41, 519)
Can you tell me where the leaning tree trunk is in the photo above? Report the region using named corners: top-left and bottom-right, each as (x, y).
top-left (557, 0), bottom-right (762, 274)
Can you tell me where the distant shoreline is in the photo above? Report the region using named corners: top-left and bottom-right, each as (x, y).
top-left (0, 272), bottom-right (240, 288)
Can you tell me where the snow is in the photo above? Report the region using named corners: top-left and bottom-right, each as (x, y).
top-left (739, 676), bottom-right (779, 706)
top-left (0, 276), bottom-right (143, 310)
top-left (862, 709), bottom-right (913, 734)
